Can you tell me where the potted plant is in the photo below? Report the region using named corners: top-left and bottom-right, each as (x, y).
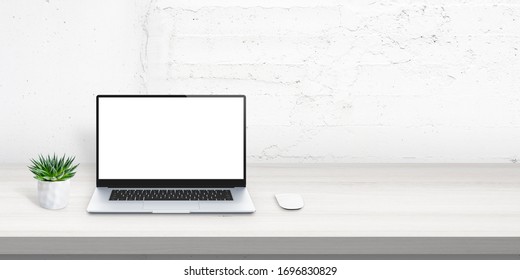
top-left (28, 154), bottom-right (79, 209)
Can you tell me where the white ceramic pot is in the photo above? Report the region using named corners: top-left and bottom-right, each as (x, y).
top-left (37, 180), bottom-right (70, 209)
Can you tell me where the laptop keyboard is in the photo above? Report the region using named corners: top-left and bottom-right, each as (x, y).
top-left (109, 189), bottom-right (233, 201)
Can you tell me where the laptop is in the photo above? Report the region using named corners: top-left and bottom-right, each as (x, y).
top-left (87, 95), bottom-right (255, 213)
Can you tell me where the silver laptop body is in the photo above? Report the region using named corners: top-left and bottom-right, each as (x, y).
top-left (87, 95), bottom-right (255, 213)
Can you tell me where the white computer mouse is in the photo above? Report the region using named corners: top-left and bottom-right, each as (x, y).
top-left (275, 193), bottom-right (304, 210)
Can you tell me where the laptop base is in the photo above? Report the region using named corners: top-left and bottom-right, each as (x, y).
top-left (87, 187), bottom-right (255, 214)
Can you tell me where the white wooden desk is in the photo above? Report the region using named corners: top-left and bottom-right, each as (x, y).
top-left (1, 164), bottom-right (520, 258)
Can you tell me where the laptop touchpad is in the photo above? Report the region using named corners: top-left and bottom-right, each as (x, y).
top-left (143, 201), bottom-right (200, 210)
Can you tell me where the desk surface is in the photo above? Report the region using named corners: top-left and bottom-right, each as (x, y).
top-left (1, 164), bottom-right (520, 255)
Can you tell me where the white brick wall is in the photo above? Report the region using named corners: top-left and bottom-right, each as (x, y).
top-left (142, 0), bottom-right (520, 162)
top-left (0, 0), bottom-right (519, 163)
top-left (0, 0), bottom-right (141, 163)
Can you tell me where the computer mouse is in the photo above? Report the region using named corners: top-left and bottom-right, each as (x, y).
top-left (275, 193), bottom-right (304, 210)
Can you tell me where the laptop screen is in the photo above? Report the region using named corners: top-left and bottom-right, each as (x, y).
top-left (97, 96), bottom-right (244, 180)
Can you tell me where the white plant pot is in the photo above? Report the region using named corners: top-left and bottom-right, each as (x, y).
top-left (37, 180), bottom-right (70, 209)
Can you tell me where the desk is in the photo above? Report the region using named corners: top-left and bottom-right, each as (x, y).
top-left (1, 164), bottom-right (520, 258)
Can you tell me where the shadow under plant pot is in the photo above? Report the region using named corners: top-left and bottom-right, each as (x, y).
top-left (37, 180), bottom-right (70, 209)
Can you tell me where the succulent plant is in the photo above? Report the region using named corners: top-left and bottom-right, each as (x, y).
top-left (28, 154), bottom-right (79, 182)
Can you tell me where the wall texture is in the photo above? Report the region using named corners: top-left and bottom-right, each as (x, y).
top-left (1, 0), bottom-right (519, 163)
top-left (0, 0), bottom-right (142, 163)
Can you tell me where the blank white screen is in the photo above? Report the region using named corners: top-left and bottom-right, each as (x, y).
top-left (98, 97), bottom-right (244, 179)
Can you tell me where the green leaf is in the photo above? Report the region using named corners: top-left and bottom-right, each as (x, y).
top-left (28, 154), bottom-right (79, 182)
